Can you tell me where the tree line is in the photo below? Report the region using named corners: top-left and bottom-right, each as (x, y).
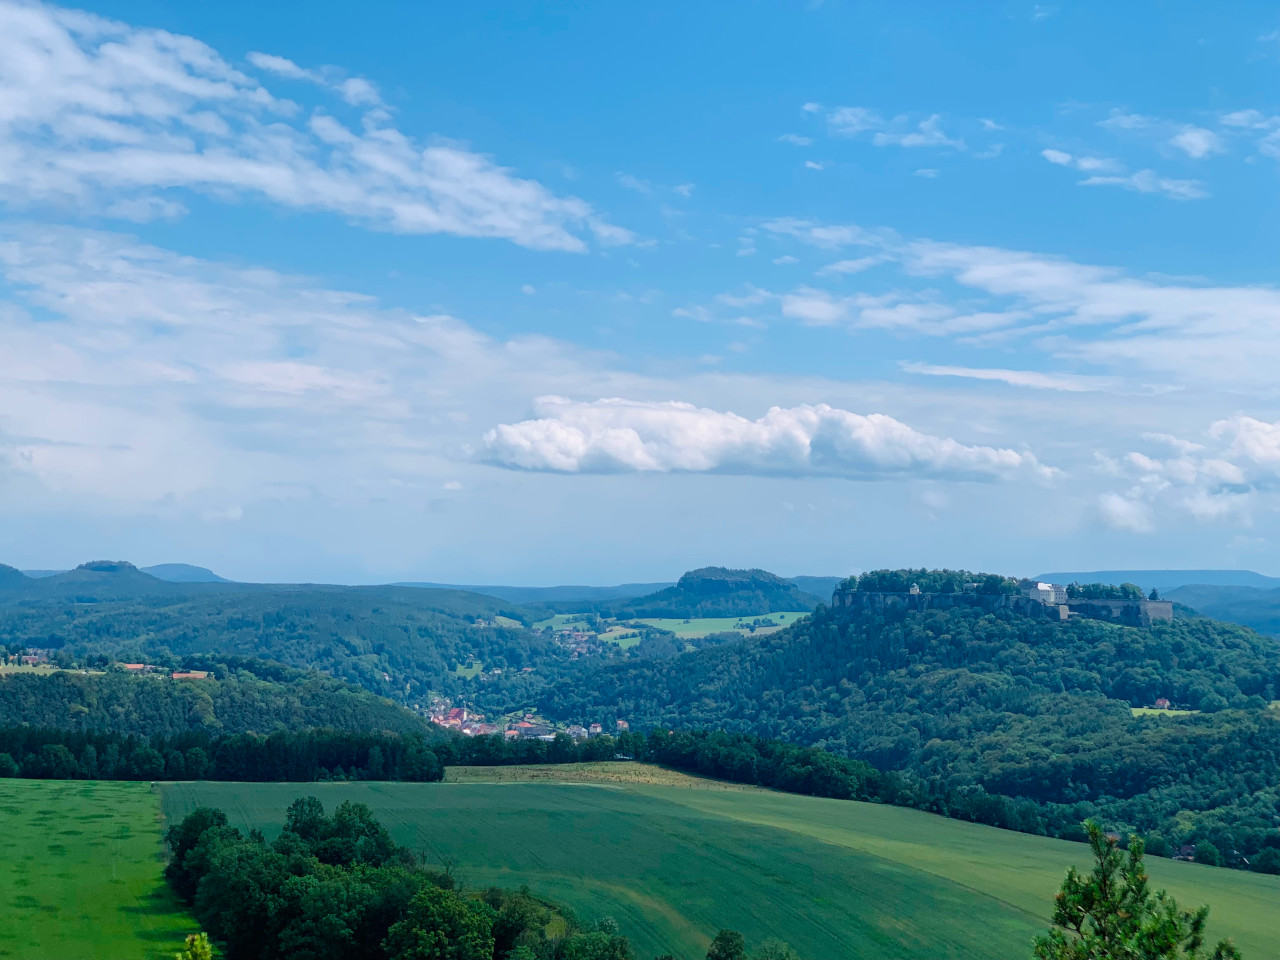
top-left (0, 727), bottom-right (443, 783)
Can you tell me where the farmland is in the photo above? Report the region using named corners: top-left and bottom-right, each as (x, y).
top-left (0, 780), bottom-right (193, 959)
top-left (160, 764), bottom-right (1278, 960)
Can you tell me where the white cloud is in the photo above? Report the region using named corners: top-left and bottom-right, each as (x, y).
top-left (672, 182), bottom-right (695, 198)
top-left (752, 217), bottom-right (1280, 390)
top-left (772, 255), bottom-right (798, 265)
top-left (762, 217), bottom-right (884, 249)
top-left (482, 397), bottom-right (1052, 482)
top-left (901, 363), bottom-right (1119, 392)
top-left (827, 107), bottom-right (882, 136)
top-left (1169, 125), bottom-right (1224, 159)
top-left (0, 0), bottom-right (628, 251)
top-left (1098, 492), bottom-right (1154, 533)
top-left (914, 168), bottom-right (939, 178)
top-left (815, 256), bottom-right (884, 276)
top-left (0, 223), bottom-right (656, 506)
top-left (804, 160), bottom-right (825, 170)
top-left (521, 284), bottom-right (536, 295)
top-left (615, 172), bottom-right (652, 194)
top-left (1040, 149), bottom-right (1121, 173)
top-left (1079, 170), bottom-right (1206, 200)
top-left (246, 50), bottom-right (383, 108)
top-left (777, 133), bottom-right (813, 146)
top-left (979, 118), bottom-right (1003, 131)
top-left (872, 115), bottom-right (964, 150)
top-left (1041, 149), bottom-right (1202, 199)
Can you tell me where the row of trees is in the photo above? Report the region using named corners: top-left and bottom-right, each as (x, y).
top-left (0, 727), bottom-right (443, 783)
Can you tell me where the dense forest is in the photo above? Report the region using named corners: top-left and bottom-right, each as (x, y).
top-left (0, 726), bottom-right (444, 782)
top-left (535, 584), bottom-right (1280, 868)
top-left (0, 562), bottom-right (560, 702)
top-left (0, 660), bottom-right (430, 736)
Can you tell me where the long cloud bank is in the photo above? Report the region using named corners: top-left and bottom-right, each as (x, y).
top-left (483, 397), bottom-right (1052, 482)
top-left (0, 0), bottom-right (627, 250)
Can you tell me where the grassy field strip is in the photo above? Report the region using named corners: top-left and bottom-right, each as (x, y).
top-left (0, 780), bottom-right (193, 960)
top-left (632, 611), bottom-right (811, 639)
top-left (630, 783), bottom-right (1279, 959)
top-left (157, 780), bottom-right (1078, 960)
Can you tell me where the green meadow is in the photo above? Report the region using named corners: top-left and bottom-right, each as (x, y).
top-left (632, 610), bottom-right (810, 638)
top-left (0, 780), bottom-right (193, 960)
top-left (160, 764), bottom-right (1279, 960)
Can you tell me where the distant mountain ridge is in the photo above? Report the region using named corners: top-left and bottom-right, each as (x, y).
top-left (1035, 569), bottom-right (1280, 591)
top-left (395, 581), bottom-right (676, 604)
top-left (21, 562), bottom-right (228, 583)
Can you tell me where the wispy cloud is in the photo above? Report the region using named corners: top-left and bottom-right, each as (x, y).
top-left (901, 363), bottom-right (1120, 392)
top-left (1078, 169), bottom-right (1206, 200)
top-left (1040, 149), bottom-right (1203, 199)
top-left (821, 106), bottom-right (964, 150)
top-left (0, 0), bottom-right (629, 251)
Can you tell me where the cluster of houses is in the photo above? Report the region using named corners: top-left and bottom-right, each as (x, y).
top-left (117, 662), bottom-right (210, 680)
top-left (429, 704), bottom-right (630, 741)
top-left (7, 649), bottom-right (49, 666)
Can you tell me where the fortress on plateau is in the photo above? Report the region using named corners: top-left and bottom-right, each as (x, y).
top-left (830, 579), bottom-right (1174, 628)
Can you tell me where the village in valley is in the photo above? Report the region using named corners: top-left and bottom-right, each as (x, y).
top-left (427, 704), bottom-right (630, 742)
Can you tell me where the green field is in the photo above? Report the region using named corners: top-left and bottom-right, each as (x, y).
top-left (633, 610), bottom-right (811, 638)
top-left (0, 780), bottom-right (194, 959)
top-left (159, 765), bottom-right (1278, 960)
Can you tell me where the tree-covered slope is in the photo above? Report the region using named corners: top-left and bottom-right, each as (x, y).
top-left (0, 662), bottom-right (434, 737)
top-left (535, 585), bottom-right (1280, 863)
top-left (0, 566), bottom-right (554, 703)
top-left (606, 566), bottom-right (824, 618)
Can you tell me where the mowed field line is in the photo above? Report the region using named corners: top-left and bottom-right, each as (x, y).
top-left (163, 780), bottom-right (1075, 960)
top-left (0, 780), bottom-right (194, 960)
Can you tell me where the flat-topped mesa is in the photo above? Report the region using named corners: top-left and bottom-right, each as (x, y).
top-left (830, 575), bottom-right (1174, 628)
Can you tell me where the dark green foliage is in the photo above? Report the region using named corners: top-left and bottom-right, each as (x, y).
top-left (0, 726), bottom-right (445, 784)
top-left (706, 930), bottom-right (746, 960)
top-left (537, 598), bottom-right (1280, 867)
top-left (0, 578), bottom-right (546, 702)
top-left (1033, 821), bottom-right (1241, 960)
top-left (1066, 582), bottom-right (1145, 600)
top-left (1249, 848), bottom-right (1280, 874)
top-left (847, 569), bottom-right (1017, 595)
top-left (0, 662), bottom-right (428, 736)
top-left (166, 800), bottom-right (638, 960)
top-left (384, 886), bottom-right (495, 960)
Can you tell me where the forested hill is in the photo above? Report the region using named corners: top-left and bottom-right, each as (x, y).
top-left (0, 661), bottom-right (435, 737)
top-left (0, 561), bottom-right (553, 704)
top-left (536, 581), bottom-right (1280, 863)
top-left (541, 566), bottom-right (825, 617)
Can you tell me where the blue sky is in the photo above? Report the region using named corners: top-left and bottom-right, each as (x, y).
top-left (2, 0), bottom-right (1280, 583)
